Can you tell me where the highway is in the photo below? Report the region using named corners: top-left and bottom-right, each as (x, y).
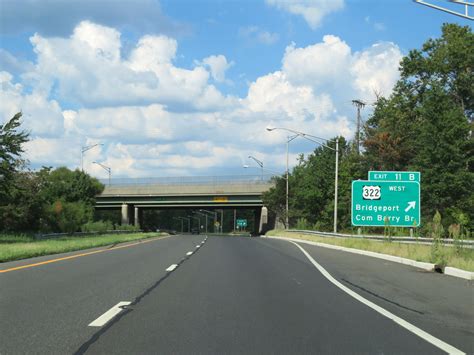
top-left (1, 235), bottom-right (472, 354)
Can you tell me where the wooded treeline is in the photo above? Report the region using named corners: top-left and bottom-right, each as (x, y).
top-left (263, 24), bottom-right (473, 235)
top-left (0, 113), bottom-right (104, 233)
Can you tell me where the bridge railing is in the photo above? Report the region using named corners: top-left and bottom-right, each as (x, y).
top-left (99, 174), bottom-right (280, 187)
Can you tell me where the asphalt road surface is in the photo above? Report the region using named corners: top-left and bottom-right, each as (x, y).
top-left (1, 235), bottom-right (472, 354)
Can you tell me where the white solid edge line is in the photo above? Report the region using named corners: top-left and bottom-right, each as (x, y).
top-left (88, 301), bottom-right (131, 327)
top-left (166, 264), bottom-right (178, 272)
top-left (186, 251), bottom-right (193, 256)
top-left (266, 235), bottom-right (435, 271)
top-left (290, 241), bottom-right (465, 355)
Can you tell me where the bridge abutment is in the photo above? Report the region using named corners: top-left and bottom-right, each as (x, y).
top-left (258, 206), bottom-right (268, 234)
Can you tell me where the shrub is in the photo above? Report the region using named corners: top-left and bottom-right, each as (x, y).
top-left (383, 217), bottom-right (392, 242)
top-left (46, 200), bottom-right (93, 234)
top-left (296, 217), bottom-right (310, 230)
top-left (430, 211), bottom-right (447, 266)
top-left (81, 220), bottom-right (114, 233)
top-left (448, 223), bottom-right (464, 255)
top-left (118, 224), bottom-right (140, 231)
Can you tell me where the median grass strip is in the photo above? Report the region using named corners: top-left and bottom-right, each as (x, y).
top-left (267, 230), bottom-right (474, 272)
top-left (0, 232), bottom-right (167, 263)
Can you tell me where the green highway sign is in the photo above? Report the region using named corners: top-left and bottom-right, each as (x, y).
top-left (352, 180), bottom-right (420, 227)
top-left (236, 219), bottom-right (247, 228)
top-left (369, 171), bottom-right (420, 182)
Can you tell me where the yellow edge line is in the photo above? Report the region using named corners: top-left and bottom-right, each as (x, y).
top-left (0, 235), bottom-right (171, 274)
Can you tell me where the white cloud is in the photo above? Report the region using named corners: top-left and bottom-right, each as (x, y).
top-left (239, 26), bottom-right (279, 45)
top-left (197, 55), bottom-right (234, 83)
top-left (350, 42), bottom-right (402, 99)
top-left (246, 71), bottom-right (335, 122)
top-left (24, 137), bottom-right (81, 166)
top-left (3, 21), bottom-right (403, 178)
top-left (0, 49), bottom-right (34, 76)
top-left (282, 35), bottom-right (351, 91)
top-left (282, 35), bottom-right (402, 102)
top-left (364, 16), bottom-right (386, 32)
top-left (266, 0), bottom-right (344, 29)
top-left (25, 21), bottom-right (228, 110)
top-left (0, 71), bottom-right (64, 137)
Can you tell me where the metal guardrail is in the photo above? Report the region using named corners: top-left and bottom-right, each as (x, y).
top-left (287, 229), bottom-right (474, 247)
top-left (99, 174), bottom-right (279, 187)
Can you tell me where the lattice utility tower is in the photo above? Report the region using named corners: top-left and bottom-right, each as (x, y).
top-left (352, 99), bottom-right (366, 155)
top-left (414, 0), bottom-right (473, 20)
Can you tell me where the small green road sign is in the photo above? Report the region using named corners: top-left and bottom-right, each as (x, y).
top-left (369, 171), bottom-right (420, 182)
top-left (236, 219), bottom-right (247, 227)
top-left (352, 180), bottom-right (420, 227)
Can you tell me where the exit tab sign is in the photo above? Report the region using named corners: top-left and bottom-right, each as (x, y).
top-left (369, 171), bottom-right (420, 182)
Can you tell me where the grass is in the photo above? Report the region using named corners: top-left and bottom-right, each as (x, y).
top-left (0, 232), bottom-right (168, 263)
top-left (0, 234), bottom-right (36, 244)
top-left (267, 230), bottom-right (474, 272)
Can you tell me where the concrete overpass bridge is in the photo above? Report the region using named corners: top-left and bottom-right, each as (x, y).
top-left (95, 175), bottom-right (275, 234)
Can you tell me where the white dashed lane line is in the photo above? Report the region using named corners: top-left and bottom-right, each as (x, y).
top-left (88, 302), bottom-right (131, 327)
top-left (88, 239), bottom-right (207, 329)
top-left (166, 264), bottom-right (178, 272)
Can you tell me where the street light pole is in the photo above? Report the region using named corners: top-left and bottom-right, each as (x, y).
top-left (248, 155), bottom-right (264, 181)
top-left (177, 217), bottom-right (190, 232)
top-left (267, 127), bottom-right (340, 233)
top-left (81, 143), bottom-right (103, 172)
top-left (334, 138), bottom-right (339, 234)
top-left (173, 217), bottom-right (184, 233)
top-left (199, 209), bottom-right (217, 233)
top-left (194, 211), bottom-right (209, 233)
top-left (188, 215), bottom-right (201, 231)
top-left (92, 161), bottom-right (111, 186)
top-left (244, 163), bottom-right (288, 228)
top-left (284, 134), bottom-right (300, 229)
top-left (286, 137), bottom-right (289, 228)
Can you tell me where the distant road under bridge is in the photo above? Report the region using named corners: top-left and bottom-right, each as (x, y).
top-left (95, 175), bottom-right (275, 233)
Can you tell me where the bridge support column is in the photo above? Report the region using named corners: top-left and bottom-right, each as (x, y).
top-left (121, 203), bottom-right (129, 225)
top-left (134, 207), bottom-right (140, 229)
top-left (258, 206), bottom-right (268, 235)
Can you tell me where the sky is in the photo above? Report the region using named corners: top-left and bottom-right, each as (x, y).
top-left (0, 0), bottom-right (472, 180)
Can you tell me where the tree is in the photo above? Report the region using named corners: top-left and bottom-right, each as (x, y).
top-left (0, 170), bottom-right (50, 232)
top-left (262, 176), bottom-right (287, 228)
top-left (0, 112), bottom-right (29, 201)
top-left (290, 138), bottom-right (346, 230)
top-left (262, 137), bottom-right (349, 231)
top-left (45, 200), bottom-right (93, 234)
top-left (364, 23), bottom-right (473, 230)
top-left (38, 167), bottom-right (104, 206)
top-left (0, 165), bottom-right (104, 233)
